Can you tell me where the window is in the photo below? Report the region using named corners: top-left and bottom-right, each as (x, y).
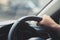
top-left (0, 0), bottom-right (52, 21)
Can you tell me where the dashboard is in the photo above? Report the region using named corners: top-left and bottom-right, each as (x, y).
top-left (0, 22), bottom-right (13, 40)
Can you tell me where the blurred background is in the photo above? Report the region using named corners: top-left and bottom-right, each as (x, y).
top-left (0, 0), bottom-right (51, 21)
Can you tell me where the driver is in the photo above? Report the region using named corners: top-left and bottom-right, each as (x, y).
top-left (39, 14), bottom-right (60, 32)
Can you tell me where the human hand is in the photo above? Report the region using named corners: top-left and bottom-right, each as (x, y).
top-left (39, 14), bottom-right (60, 30)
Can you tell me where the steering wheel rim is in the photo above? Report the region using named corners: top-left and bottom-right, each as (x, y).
top-left (8, 16), bottom-right (51, 40)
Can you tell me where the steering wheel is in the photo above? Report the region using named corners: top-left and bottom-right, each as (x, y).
top-left (8, 16), bottom-right (52, 40)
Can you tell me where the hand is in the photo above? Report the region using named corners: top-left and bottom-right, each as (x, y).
top-left (39, 14), bottom-right (60, 31)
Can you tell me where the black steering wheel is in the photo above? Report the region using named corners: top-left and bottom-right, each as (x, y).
top-left (8, 16), bottom-right (52, 40)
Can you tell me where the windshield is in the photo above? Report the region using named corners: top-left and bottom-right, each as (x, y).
top-left (0, 0), bottom-right (51, 21)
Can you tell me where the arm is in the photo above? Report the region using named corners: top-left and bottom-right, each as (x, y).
top-left (39, 14), bottom-right (60, 31)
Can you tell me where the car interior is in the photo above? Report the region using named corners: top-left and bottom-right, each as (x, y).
top-left (0, 0), bottom-right (60, 40)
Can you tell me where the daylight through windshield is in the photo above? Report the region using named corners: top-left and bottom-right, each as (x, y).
top-left (0, 0), bottom-right (51, 21)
